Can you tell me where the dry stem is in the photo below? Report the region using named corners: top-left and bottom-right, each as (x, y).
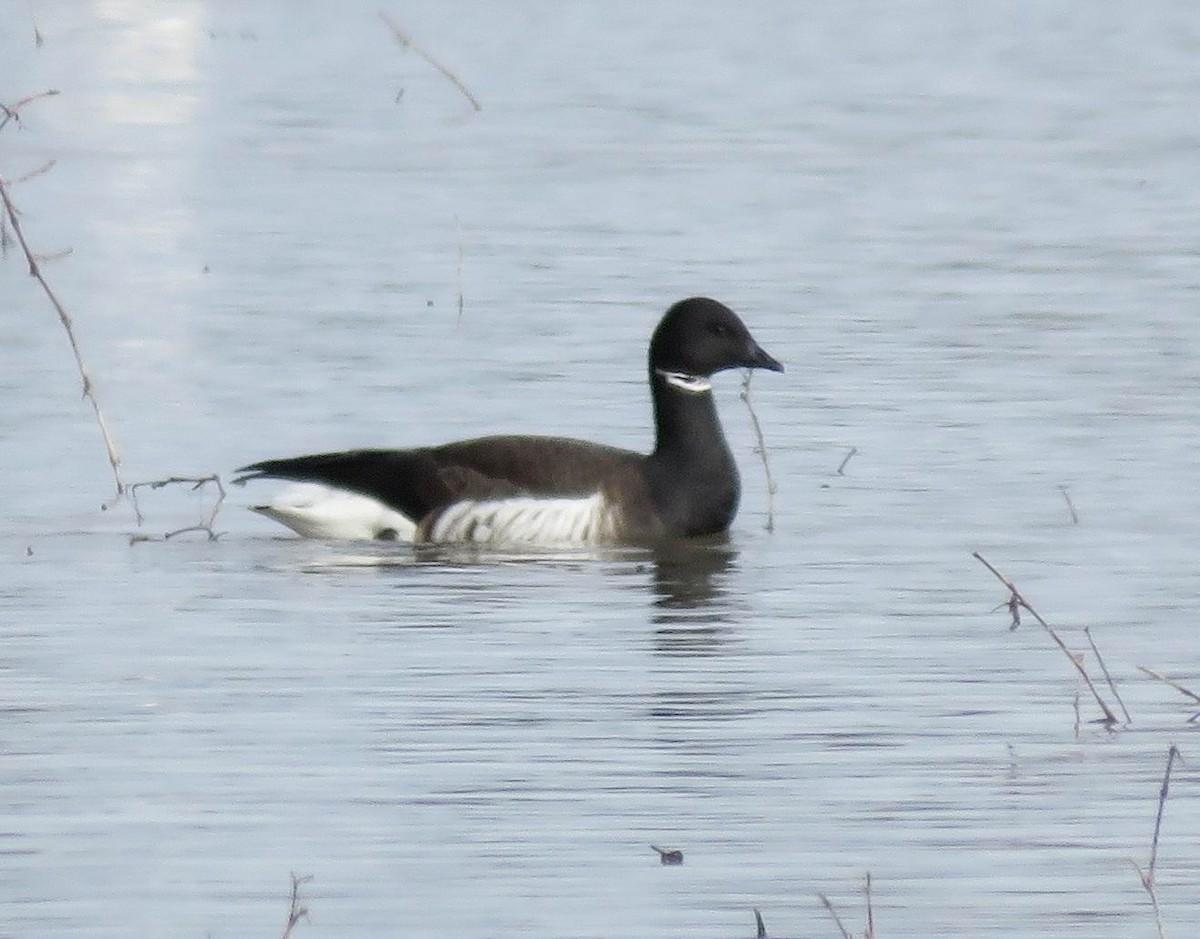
top-left (0, 89), bottom-right (60, 131)
top-left (837, 446), bottom-right (858, 476)
top-left (2, 91), bottom-right (125, 506)
top-left (816, 892), bottom-right (853, 939)
top-left (1058, 484), bottom-right (1080, 523)
top-left (973, 552), bottom-right (1118, 727)
top-left (818, 873), bottom-right (877, 939)
top-left (1131, 745), bottom-right (1181, 939)
top-left (280, 873), bottom-right (312, 939)
top-left (1084, 626), bottom-right (1130, 724)
top-left (864, 872), bottom-right (875, 939)
top-left (4, 90), bottom-right (225, 536)
top-left (128, 475), bottom-right (226, 542)
top-left (11, 158), bottom-right (57, 184)
top-left (1138, 667), bottom-right (1200, 722)
top-left (753, 908), bottom-right (767, 939)
top-left (740, 370), bottom-right (777, 532)
top-left (378, 11), bottom-right (482, 111)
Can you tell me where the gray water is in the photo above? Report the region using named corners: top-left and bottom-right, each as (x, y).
top-left (2, 2), bottom-right (1199, 937)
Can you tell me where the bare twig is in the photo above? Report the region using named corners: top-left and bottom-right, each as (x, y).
top-left (1137, 667), bottom-right (1200, 705)
top-left (837, 446), bottom-right (857, 476)
top-left (740, 370), bottom-right (777, 532)
top-left (0, 89), bottom-right (60, 133)
top-left (12, 159), bottom-right (57, 184)
top-left (5, 91), bottom-right (223, 537)
top-left (989, 595), bottom-right (1022, 629)
top-left (280, 873), bottom-right (312, 939)
top-left (816, 892), bottom-right (853, 939)
top-left (1148, 746), bottom-right (1179, 880)
top-left (378, 11), bottom-right (482, 112)
top-left (128, 475), bottom-right (226, 541)
top-left (864, 872), bottom-right (875, 939)
top-left (816, 873), bottom-right (878, 939)
top-left (1131, 745), bottom-right (1181, 939)
top-left (973, 552), bottom-right (1118, 727)
top-left (1004, 592), bottom-right (1021, 630)
top-left (1084, 627), bottom-right (1130, 724)
top-left (2, 92), bottom-right (125, 506)
top-left (1058, 484), bottom-right (1079, 524)
top-left (753, 908), bottom-right (767, 939)
top-left (1138, 667), bottom-right (1200, 723)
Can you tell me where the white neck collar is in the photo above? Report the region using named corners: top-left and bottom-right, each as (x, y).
top-left (655, 368), bottom-right (712, 394)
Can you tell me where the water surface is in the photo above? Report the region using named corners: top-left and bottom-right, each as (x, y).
top-left (2, 2), bottom-right (1198, 937)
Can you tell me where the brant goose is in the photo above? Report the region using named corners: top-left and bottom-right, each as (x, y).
top-left (237, 297), bottom-right (783, 544)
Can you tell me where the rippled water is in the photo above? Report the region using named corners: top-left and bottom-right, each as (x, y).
top-left (2, 2), bottom-right (1199, 937)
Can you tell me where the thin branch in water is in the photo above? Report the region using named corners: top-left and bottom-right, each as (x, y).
top-left (1058, 484), bottom-right (1079, 523)
top-left (1005, 593), bottom-right (1021, 630)
top-left (29, 9), bottom-right (45, 47)
top-left (1147, 745), bottom-right (1179, 881)
top-left (378, 11), bottom-right (482, 112)
top-left (864, 872), bottom-right (875, 939)
top-left (753, 908), bottom-right (767, 939)
top-left (1138, 667), bottom-right (1200, 723)
top-left (128, 475), bottom-right (226, 542)
top-left (0, 89), bottom-right (60, 133)
top-left (1084, 626), bottom-right (1130, 724)
top-left (837, 446), bottom-right (858, 476)
top-left (12, 158), bottom-right (57, 184)
top-left (818, 872), bottom-right (877, 938)
top-left (973, 551), bottom-right (1118, 727)
top-left (740, 370), bottom-right (777, 532)
top-left (280, 873), bottom-right (313, 939)
top-left (1131, 745), bottom-right (1181, 939)
top-left (816, 892), bottom-right (853, 939)
top-left (1, 92), bottom-right (125, 506)
top-left (4, 91), bottom-right (219, 536)
top-left (1137, 666), bottom-right (1200, 705)
top-left (988, 596), bottom-right (1022, 629)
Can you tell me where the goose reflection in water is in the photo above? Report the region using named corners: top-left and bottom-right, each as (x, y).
top-left (291, 537), bottom-right (740, 655)
top-left (648, 539), bottom-right (739, 655)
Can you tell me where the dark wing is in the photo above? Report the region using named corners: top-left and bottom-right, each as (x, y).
top-left (235, 434), bottom-right (643, 524)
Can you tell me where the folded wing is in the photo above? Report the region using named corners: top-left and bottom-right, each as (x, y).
top-left (235, 434), bottom-right (642, 527)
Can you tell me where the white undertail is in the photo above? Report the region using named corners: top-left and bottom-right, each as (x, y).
top-left (251, 484), bottom-right (417, 541)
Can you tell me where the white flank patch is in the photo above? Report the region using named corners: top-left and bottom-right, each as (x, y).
top-left (426, 492), bottom-right (616, 545)
top-left (252, 484), bottom-right (417, 541)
